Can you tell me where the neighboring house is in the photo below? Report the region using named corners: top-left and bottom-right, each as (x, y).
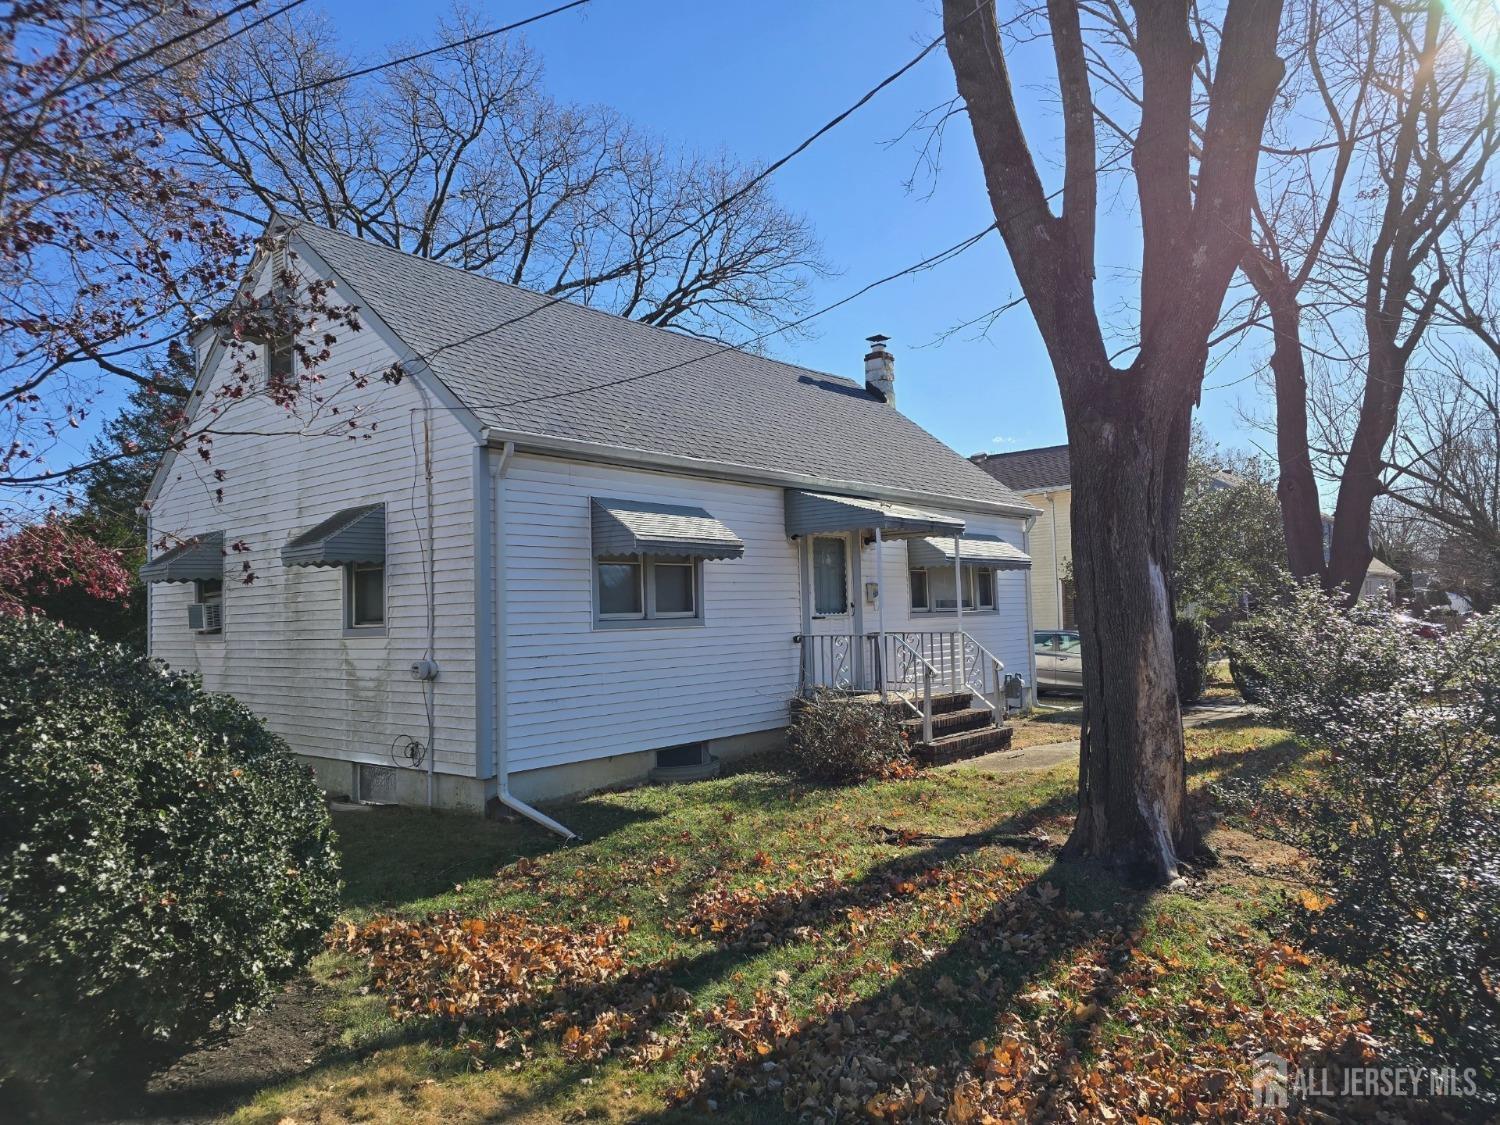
top-left (970, 445), bottom-right (1074, 629)
top-left (1318, 514), bottom-right (1401, 601)
top-left (142, 221), bottom-right (1039, 823)
top-left (972, 446), bottom-right (1403, 625)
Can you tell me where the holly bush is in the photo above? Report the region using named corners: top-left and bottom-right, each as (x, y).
top-left (0, 616), bottom-right (340, 1100)
top-left (1230, 589), bottom-right (1498, 1088)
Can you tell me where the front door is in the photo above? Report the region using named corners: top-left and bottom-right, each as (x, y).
top-left (803, 533), bottom-right (862, 689)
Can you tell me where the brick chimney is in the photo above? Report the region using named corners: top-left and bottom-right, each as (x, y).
top-left (864, 334), bottom-right (895, 404)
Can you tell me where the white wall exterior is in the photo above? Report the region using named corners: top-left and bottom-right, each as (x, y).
top-left (148, 248), bottom-right (1036, 806)
top-left (147, 253), bottom-right (482, 783)
top-left (500, 453), bottom-right (1034, 781)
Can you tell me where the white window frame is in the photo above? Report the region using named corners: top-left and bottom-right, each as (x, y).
top-left (193, 577), bottom-right (224, 636)
top-left (811, 535), bottom-right (850, 618)
top-left (908, 566), bottom-right (999, 615)
top-left (344, 561), bottom-right (386, 633)
top-left (594, 553), bottom-right (704, 628)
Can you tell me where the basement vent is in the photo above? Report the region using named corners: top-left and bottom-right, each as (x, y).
top-left (358, 764), bottom-right (398, 804)
top-left (649, 743), bottom-right (719, 784)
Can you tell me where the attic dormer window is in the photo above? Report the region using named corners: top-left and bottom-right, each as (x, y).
top-left (266, 332), bottom-right (294, 388)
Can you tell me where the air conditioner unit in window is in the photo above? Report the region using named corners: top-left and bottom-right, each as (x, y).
top-left (187, 602), bottom-right (223, 632)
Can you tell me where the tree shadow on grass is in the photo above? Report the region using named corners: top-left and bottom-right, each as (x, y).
top-left (155, 734), bottom-right (1304, 1123)
top-left (334, 800), bottom-right (659, 913)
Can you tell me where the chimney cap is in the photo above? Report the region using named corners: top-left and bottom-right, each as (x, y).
top-left (866, 333), bottom-right (891, 348)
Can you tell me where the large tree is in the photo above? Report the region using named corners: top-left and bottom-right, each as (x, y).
top-left (943, 1), bottom-right (1285, 880)
top-left (182, 7), bottom-right (825, 342)
top-left (1241, 0), bottom-right (1498, 594)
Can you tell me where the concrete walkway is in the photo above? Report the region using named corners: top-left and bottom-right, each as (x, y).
top-left (946, 701), bottom-right (1254, 775)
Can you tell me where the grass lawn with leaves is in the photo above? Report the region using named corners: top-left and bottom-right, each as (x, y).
top-left (224, 721), bottom-right (1411, 1124)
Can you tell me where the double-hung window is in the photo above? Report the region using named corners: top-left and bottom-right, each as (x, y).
top-left (596, 554), bottom-right (701, 624)
top-left (192, 578), bottom-right (224, 635)
top-left (909, 566), bottom-right (998, 613)
top-left (345, 561), bottom-right (385, 629)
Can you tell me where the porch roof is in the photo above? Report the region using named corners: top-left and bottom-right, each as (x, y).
top-left (784, 489), bottom-right (965, 539)
top-left (908, 533), bottom-right (1031, 570)
top-left (139, 531), bottom-right (224, 584)
top-left (590, 497), bottom-right (746, 560)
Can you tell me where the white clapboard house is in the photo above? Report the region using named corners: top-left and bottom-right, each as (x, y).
top-left (143, 221), bottom-right (1038, 832)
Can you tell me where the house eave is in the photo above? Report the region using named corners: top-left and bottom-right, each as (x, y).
top-left (481, 427), bottom-right (1041, 520)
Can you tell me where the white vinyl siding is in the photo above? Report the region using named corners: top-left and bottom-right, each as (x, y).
top-left (147, 252), bottom-right (479, 776)
top-left (500, 453), bottom-right (1033, 778)
top-left (501, 455), bottom-right (802, 775)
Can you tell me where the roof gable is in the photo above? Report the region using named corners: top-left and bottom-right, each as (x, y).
top-left (288, 222), bottom-right (1031, 514)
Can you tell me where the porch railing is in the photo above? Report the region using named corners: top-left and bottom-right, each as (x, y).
top-left (795, 630), bottom-right (1008, 727)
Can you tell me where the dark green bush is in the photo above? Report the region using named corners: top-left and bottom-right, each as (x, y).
top-left (0, 616), bottom-right (340, 1099)
top-left (1172, 614), bottom-right (1208, 704)
top-left (1230, 590), bottom-right (1499, 1089)
top-left (788, 693), bottom-right (914, 783)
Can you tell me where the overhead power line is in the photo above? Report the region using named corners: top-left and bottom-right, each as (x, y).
top-left (175, 0), bottom-right (596, 124)
top-left (446, 219), bottom-right (1008, 415)
top-left (74, 0), bottom-right (312, 119)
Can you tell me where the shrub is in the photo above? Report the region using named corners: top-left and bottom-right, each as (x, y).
top-left (788, 693), bottom-right (914, 783)
top-left (0, 616), bottom-right (341, 1100)
top-left (1172, 614), bottom-right (1208, 704)
top-left (1229, 589), bottom-right (1499, 1086)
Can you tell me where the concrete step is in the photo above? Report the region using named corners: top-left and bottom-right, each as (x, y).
top-left (900, 706), bottom-right (995, 739)
top-left (914, 724), bottom-right (1014, 767)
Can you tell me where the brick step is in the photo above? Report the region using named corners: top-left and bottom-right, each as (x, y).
top-left (900, 706), bottom-right (995, 739)
top-left (914, 724), bottom-right (1014, 767)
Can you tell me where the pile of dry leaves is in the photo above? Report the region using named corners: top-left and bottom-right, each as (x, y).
top-left (332, 866), bottom-right (1462, 1123)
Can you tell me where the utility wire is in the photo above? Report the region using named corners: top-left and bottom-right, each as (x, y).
top-left (24, 0), bottom-right (268, 113)
top-left (74, 0), bottom-right (312, 119)
top-left (397, 1), bottom-right (992, 370)
top-left (167, 0), bottom-right (595, 126)
top-left (447, 220), bottom-right (1009, 415)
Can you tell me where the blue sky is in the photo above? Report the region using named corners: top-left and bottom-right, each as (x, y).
top-left (309, 0), bottom-right (1268, 463)
top-left (21, 0), bottom-right (1269, 495)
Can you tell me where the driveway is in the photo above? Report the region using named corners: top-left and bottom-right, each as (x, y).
top-left (947, 701), bottom-right (1256, 776)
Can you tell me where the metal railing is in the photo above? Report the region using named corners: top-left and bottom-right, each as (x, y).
top-left (795, 630), bottom-right (1008, 732)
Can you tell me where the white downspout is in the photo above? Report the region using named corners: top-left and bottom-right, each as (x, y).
top-left (1049, 493), bottom-right (1062, 629)
top-left (874, 526), bottom-right (885, 700)
top-left (953, 532), bottom-right (964, 693)
top-left (489, 442), bottom-right (578, 841)
top-left (1023, 512), bottom-right (1038, 709)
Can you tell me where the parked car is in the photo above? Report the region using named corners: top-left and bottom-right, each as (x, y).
top-left (1034, 630), bottom-right (1083, 693)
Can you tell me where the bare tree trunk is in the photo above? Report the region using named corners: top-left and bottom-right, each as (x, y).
top-left (1242, 257), bottom-right (1327, 579)
top-left (1065, 394), bottom-right (1204, 877)
top-left (943, 0), bottom-right (1283, 883)
top-left (1327, 342), bottom-right (1404, 592)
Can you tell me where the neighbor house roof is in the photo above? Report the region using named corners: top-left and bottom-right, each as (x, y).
top-left (969, 445), bottom-right (1071, 493)
top-left (288, 222), bottom-right (1033, 515)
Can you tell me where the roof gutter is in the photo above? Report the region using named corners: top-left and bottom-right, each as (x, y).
top-left (485, 440), bottom-right (578, 842)
top-left (480, 428), bottom-right (1041, 520)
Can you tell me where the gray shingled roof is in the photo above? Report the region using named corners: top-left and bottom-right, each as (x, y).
top-left (289, 222), bottom-right (1031, 513)
top-left (970, 444), bottom-right (1071, 493)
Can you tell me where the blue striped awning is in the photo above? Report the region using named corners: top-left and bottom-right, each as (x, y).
top-left (140, 532), bottom-right (224, 584)
top-left (282, 504), bottom-right (385, 568)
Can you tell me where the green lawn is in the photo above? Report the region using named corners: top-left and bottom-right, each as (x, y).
top-left (228, 722), bottom-right (1364, 1124)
